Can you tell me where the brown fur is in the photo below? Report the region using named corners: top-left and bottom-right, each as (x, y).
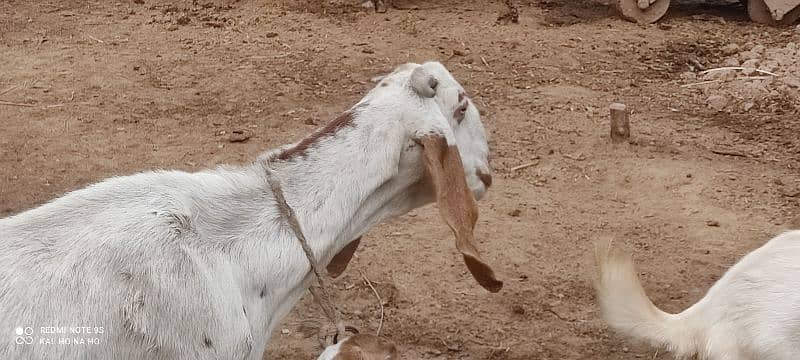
top-left (334, 334), bottom-right (399, 360)
top-left (275, 109), bottom-right (358, 161)
top-left (418, 135), bottom-right (503, 292)
top-left (477, 169), bottom-right (492, 188)
top-left (327, 237), bottom-right (362, 278)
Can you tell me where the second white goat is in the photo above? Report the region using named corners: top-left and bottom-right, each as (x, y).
top-left (594, 230), bottom-right (800, 360)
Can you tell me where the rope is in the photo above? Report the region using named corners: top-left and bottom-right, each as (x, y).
top-left (263, 162), bottom-right (346, 340)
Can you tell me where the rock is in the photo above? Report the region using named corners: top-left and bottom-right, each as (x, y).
top-left (512, 304), bottom-right (525, 315)
top-left (707, 220), bottom-right (720, 227)
top-left (721, 43), bottom-right (740, 55)
top-left (706, 95), bottom-right (728, 111)
top-left (741, 59), bottom-right (760, 76)
top-left (780, 188), bottom-right (800, 198)
top-left (790, 215), bottom-right (800, 228)
top-left (784, 77), bottom-right (800, 89)
top-left (722, 57), bottom-right (740, 67)
top-left (739, 51), bottom-right (760, 61)
top-left (758, 60), bottom-right (778, 73)
top-left (227, 130), bottom-right (252, 143)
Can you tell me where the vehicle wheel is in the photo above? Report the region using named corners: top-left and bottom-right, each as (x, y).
top-left (616, 0), bottom-right (671, 24)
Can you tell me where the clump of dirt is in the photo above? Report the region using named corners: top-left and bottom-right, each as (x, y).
top-left (684, 41), bottom-right (800, 113)
top-left (643, 38), bottom-right (726, 78)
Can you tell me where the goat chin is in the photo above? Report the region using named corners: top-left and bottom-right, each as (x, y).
top-left (593, 230), bottom-right (800, 360)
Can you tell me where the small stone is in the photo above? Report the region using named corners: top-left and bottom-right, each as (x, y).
top-left (265, 32), bottom-right (278, 38)
top-left (176, 15), bottom-right (190, 25)
top-left (741, 59), bottom-right (759, 76)
top-left (304, 118), bottom-right (317, 125)
top-left (707, 220), bottom-right (720, 227)
top-left (751, 44), bottom-right (765, 54)
top-left (452, 49), bottom-right (466, 56)
top-left (722, 57), bottom-right (740, 67)
top-left (361, 48), bottom-right (375, 54)
top-left (512, 304), bottom-right (525, 315)
top-left (167, 24), bottom-right (179, 31)
top-left (686, 173), bottom-right (692, 178)
top-left (228, 130), bottom-right (252, 143)
top-left (784, 77), bottom-right (800, 89)
top-left (721, 43), bottom-right (740, 55)
top-left (780, 188), bottom-right (800, 198)
top-left (742, 102), bottom-right (755, 111)
top-left (509, 209), bottom-right (522, 217)
top-left (739, 51), bottom-right (760, 61)
top-left (789, 215), bottom-right (800, 228)
top-left (706, 95), bottom-right (728, 111)
top-left (281, 328), bottom-right (290, 335)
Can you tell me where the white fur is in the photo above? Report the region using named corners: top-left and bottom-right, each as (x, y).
top-left (0, 62), bottom-right (491, 360)
top-left (594, 230), bottom-right (800, 360)
top-left (317, 342), bottom-right (342, 359)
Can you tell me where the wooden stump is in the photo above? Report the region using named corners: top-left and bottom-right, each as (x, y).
top-left (609, 103), bottom-right (630, 143)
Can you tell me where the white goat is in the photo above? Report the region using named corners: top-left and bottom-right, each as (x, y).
top-left (317, 334), bottom-right (398, 360)
top-left (0, 61), bottom-right (502, 360)
top-left (593, 230), bottom-right (800, 360)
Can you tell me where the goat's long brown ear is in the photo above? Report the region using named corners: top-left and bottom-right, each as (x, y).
top-left (327, 237), bottom-right (361, 278)
top-left (419, 135), bottom-right (503, 292)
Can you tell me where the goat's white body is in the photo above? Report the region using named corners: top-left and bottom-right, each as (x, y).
top-left (595, 231), bottom-right (800, 360)
top-left (0, 62), bottom-right (492, 359)
top-left (2, 168), bottom-right (281, 360)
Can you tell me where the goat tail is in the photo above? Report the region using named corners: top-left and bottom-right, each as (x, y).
top-left (592, 240), bottom-right (700, 358)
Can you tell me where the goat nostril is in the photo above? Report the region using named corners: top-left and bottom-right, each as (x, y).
top-left (477, 171), bottom-right (492, 188)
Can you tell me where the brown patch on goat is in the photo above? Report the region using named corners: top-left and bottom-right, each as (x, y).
top-left (327, 237), bottom-right (362, 278)
top-left (477, 170), bottom-right (492, 188)
top-left (274, 106), bottom-right (362, 161)
top-left (334, 334), bottom-right (399, 360)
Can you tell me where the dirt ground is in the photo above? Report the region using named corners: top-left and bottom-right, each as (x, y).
top-left (1, 0), bottom-right (799, 359)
